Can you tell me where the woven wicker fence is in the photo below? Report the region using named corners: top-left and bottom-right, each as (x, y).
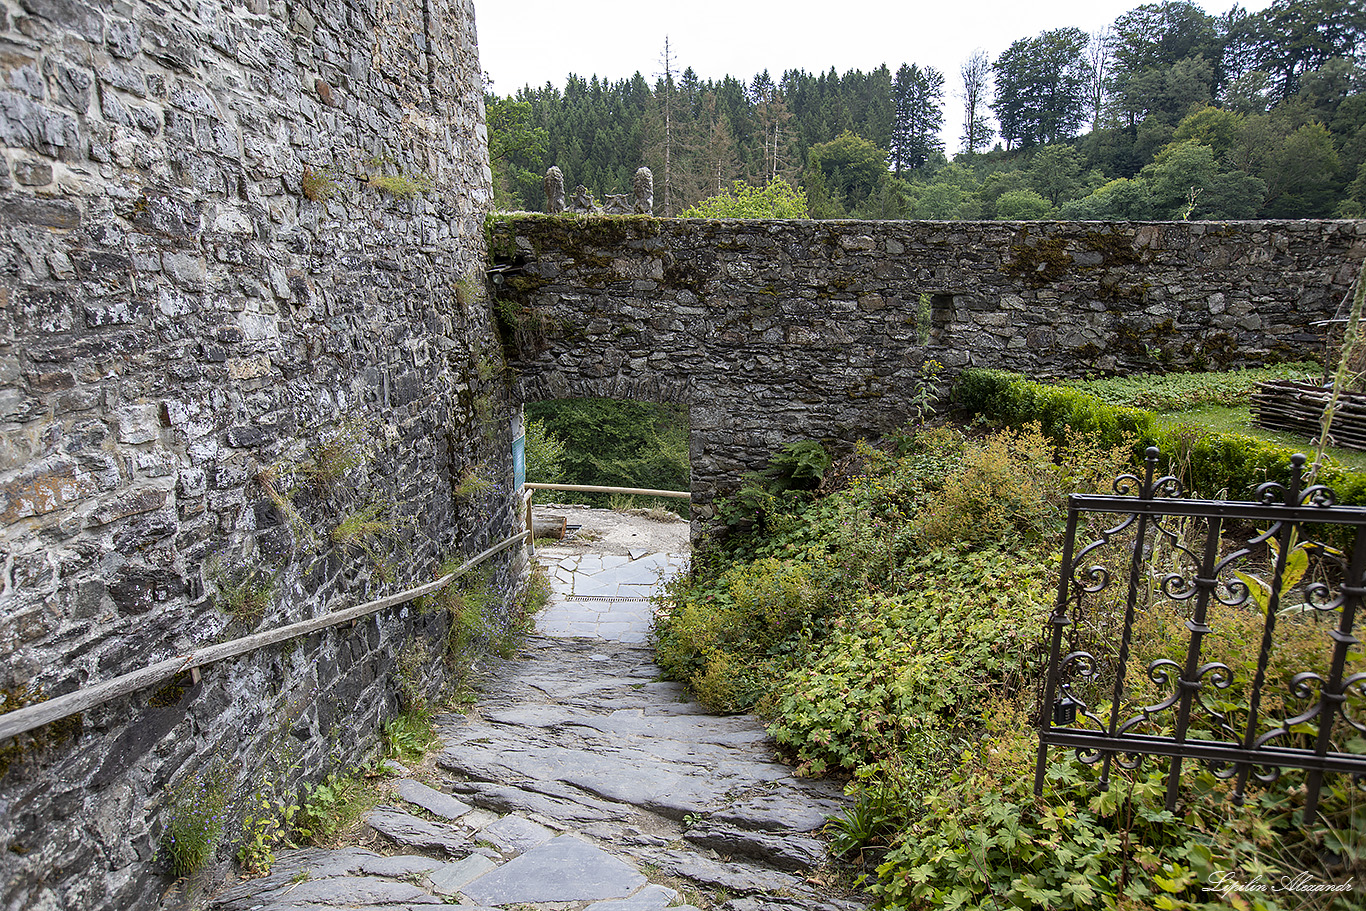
top-left (1251, 380), bottom-right (1366, 452)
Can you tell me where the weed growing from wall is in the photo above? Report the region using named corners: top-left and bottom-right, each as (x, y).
top-left (441, 568), bottom-right (497, 672)
top-left (454, 464), bottom-right (495, 501)
top-left (208, 559), bottom-right (276, 628)
top-left (367, 174), bottom-right (431, 199)
top-left (161, 761), bottom-right (232, 877)
top-left (0, 687), bottom-right (82, 785)
top-left (394, 640), bottom-right (433, 712)
top-left (330, 502), bottom-right (399, 581)
top-left (300, 166), bottom-right (337, 202)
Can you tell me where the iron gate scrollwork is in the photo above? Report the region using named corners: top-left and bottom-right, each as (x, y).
top-left (1036, 447), bottom-right (1366, 822)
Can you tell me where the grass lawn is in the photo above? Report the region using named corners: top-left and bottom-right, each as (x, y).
top-left (1158, 402), bottom-right (1366, 473)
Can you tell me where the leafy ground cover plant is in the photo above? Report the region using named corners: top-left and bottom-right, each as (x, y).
top-left (655, 415), bottom-right (1366, 909)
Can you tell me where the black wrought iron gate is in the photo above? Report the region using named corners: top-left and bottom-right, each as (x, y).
top-left (1036, 447), bottom-right (1366, 821)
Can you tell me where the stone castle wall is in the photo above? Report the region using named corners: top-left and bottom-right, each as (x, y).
top-left (491, 217), bottom-right (1365, 527)
top-left (0, 1), bottom-right (514, 908)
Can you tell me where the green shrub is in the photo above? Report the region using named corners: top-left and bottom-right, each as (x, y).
top-left (654, 556), bottom-right (826, 712)
top-left (950, 368), bottom-right (1366, 503)
top-left (661, 399), bottom-right (1366, 909)
top-left (768, 547), bottom-right (1052, 775)
top-left (679, 176), bottom-right (810, 218)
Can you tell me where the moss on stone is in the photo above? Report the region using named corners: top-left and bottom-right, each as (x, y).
top-left (1004, 233), bottom-right (1071, 286)
top-left (0, 686), bottom-right (83, 783)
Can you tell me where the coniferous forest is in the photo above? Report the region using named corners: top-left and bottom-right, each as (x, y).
top-left (486, 0), bottom-right (1366, 220)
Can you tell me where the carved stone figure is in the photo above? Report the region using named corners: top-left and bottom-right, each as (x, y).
top-left (633, 167), bottom-right (653, 215)
top-left (568, 185), bottom-right (598, 214)
top-left (602, 193), bottom-right (633, 215)
top-left (544, 166), bottom-right (565, 213)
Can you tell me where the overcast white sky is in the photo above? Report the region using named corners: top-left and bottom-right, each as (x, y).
top-left (475, 0), bottom-right (1272, 151)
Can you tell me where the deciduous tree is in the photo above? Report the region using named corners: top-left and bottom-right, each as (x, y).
top-left (959, 50), bottom-right (994, 154)
top-left (993, 28), bottom-right (1091, 148)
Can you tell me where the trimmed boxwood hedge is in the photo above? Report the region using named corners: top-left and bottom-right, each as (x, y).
top-left (950, 368), bottom-right (1366, 506)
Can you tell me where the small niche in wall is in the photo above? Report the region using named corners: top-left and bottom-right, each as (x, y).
top-left (914, 292), bottom-right (956, 344)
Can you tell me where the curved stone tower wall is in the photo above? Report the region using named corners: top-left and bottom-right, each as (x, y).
top-left (0, 2), bottom-right (514, 908)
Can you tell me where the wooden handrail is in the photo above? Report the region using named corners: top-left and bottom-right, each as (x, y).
top-left (523, 482), bottom-right (691, 499)
top-left (0, 531), bottom-right (531, 743)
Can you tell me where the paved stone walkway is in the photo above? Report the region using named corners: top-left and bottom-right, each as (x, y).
top-left (209, 552), bottom-right (862, 911)
top-left (535, 550), bottom-right (688, 643)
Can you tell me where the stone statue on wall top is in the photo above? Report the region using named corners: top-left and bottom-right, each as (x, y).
top-left (602, 193), bottom-right (633, 215)
top-left (544, 166), bottom-right (565, 213)
top-left (568, 185), bottom-right (598, 214)
top-left (543, 166), bottom-right (653, 215)
top-left (633, 167), bottom-right (653, 215)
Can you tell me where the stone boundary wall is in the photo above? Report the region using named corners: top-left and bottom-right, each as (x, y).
top-left (0, 2), bottom-right (513, 909)
top-left (491, 217), bottom-right (1365, 530)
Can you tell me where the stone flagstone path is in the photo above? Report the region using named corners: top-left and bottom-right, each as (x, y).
top-left (535, 550), bottom-right (688, 643)
top-left (209, 547), bottom-right (862, 911)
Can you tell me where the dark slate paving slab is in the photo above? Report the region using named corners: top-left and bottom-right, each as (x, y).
top-left (356, 854), bottom-right (445, 878)
top-left (477, 813), bottom-right (554, 853)
top-left (241, 905), bottom-right (455, 911)
top-left (215, 875), bottom-right (443, 909)
top-left (684, 821), bottom-right (828, 872)
top-left (428, 855), bottom-right (498, 895)
top-left (585, 883), bottom-right (681, 911)
top-left (395, 778), bottom-right (472, 820)
top-left (460, 835), bottom-right (647, 905)
top-left (651, 849), bottom-right (801, 895)
top-left (365, 807), bottom-right (470, 855)
top-left (444, 777), bottom-right (618, 823)
top-left (713, 788), bottom-right (846, 833)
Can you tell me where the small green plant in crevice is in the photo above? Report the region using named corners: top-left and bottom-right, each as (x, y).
top-left (442, 568), bottom-right (498, 670)
top-left (455, 273), bottom-right (487, 309)
top-left (367, 173), bottom-right (431, 199)
top-left (0, 686), bottom-right (82, 783)
top-left (493, 297), bottom-right (557, 358)
top-left (255, 463), bottom-right (319, 550)
top-left (474, 343), bottom-right (506, 384)
top-left (294, 772), bottom-right (372, 846)
top-left (496, 563), bottom-right (551, 659)
top-left (330, 502), bottom-right (398, 577)
top-left (454, 464), bottom-right (495, 501)
top-left (236, 792), bottom-right (297, 876)
top-left (395, 640), bottom-right (434, 712)
top-left (300, 165), bottom-right (337, 202)
top-left (299, 424), bottom-right (372, 489)
top-left (383, 710), bottom-right (440, 764)
top-left (209, 560), bottom-right (275, 628)
top-left (161, 761), bottom-right (233, 878)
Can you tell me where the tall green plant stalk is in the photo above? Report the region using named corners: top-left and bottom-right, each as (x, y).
top-left (1313, 264), bottom-right (1366, 484)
